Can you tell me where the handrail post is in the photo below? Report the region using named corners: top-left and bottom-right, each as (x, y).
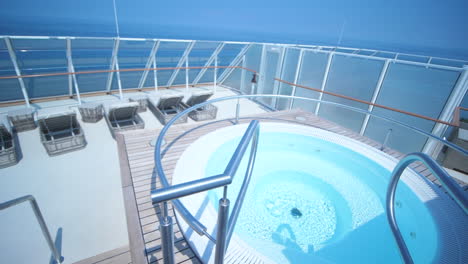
top-left (214, 198), bottom-right (230, 264)
top-left (235, 99), bottom-right (240, 124)
top-left (381, 128), bottom-right (392, 150)
top-left (29, 198), bottom-right (62, 264)
top-left (0, 195), bottom-right (62, 264)
top-left (160, 201), bottom-right (175, 264)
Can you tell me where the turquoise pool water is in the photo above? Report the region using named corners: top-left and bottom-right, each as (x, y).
top-left (206, 132), bottom-right (438, 263)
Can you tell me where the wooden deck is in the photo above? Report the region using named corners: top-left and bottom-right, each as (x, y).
top-left (74, 246), bottom-right (132, 264)
top-left (116, 109), bottom-right (462, 264)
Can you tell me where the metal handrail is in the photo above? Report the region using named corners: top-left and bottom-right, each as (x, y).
top-left (0, 195), bottom-right (62, 264)
top-left (152, 120), bottom-right (260, 264)
top-left (386, 153), bottom-right (468, 264)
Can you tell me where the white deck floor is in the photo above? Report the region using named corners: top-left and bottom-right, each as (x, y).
top-left (0, 86), bottom-right (252, 264)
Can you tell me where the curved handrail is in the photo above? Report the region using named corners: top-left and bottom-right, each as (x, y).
top-left (152, 120), bottom-right (260, 237)
top-left (386, 153), bottom-right (468, 264)
top-left (0, 195), bottom-right (62, 264)
top-left (225, 120), bottom-right (260, 247)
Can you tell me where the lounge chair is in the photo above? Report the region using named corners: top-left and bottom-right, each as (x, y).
top-left (38, 111), bottom-right (87, 156)
top-left (182, 91), bottom-right (218, 121)
top-left (105, 102), bottom-right (145, 138)
top-left (8, 108), bottom-right (37, 132)
top-left (0, 124), bottom-right (18, 168)
top-left (148, 93), bottom-right (188, 125)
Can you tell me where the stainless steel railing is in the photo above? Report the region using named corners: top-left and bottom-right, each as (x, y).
top-left (386, 153), bottom-right (468, 264)
top-left (151, 120), bottom-right (260, 264)
top-left (0, 195), bottom-right (63, 264)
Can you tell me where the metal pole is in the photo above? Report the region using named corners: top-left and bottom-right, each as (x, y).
top-left (0, 195), bottom-right (62, 263)
top-left (153, 54), bottom-right (158, 91)
top-left (115, 57), bottom-right (123, 100)
top-left (289, 48), bottom-right (305, 109)
top-left (138, 40), bottom-right (160, 89)
top-left (315, 52), bottom-right (334, 115)
top-left (29, 199), bottom-right (62, 264)
top-left (106, 38), bottom-right (120, 92)
top-left (185, 57), bottom-right (189, 92)
top-left (160, 201), bottom-right (174, 264)
top-left (4, 37), bottom-right (30, 107)
top-left (214, 55), bottom-right (218, 93)
top-left (235, 99), bottom-right (240, 124)
top-left (67, 39), bottom-right (73, 97)
top-left (240, 55), bottom-right (246, 93)
top-left (381, 128), bottom-right (392, 150)
top-left (192, 42), bottom-right (225, 85)
top-left (66, 38), bottom-right (81, 105)
top-left (214, 198), bottom-right (230, 264)
top-left (360, 59), bottom-right (390, 135)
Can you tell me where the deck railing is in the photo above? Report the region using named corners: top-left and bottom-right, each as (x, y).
top-left (0, 195), bottom-right (62, 264)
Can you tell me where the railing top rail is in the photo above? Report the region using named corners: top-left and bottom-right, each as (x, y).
top-left (0, 194), bottom-right (34, 210)
top-left (386, 152), bottom-right (468, 264)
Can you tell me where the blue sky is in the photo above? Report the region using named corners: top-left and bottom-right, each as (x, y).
top-left (1, 0), bottom-right (467, 59)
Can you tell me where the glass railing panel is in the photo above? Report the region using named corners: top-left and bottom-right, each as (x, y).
top-left (365, 112), bottom-right (435, 153)
top-left (223, 68), bottom-right (242, 91)
top-left (363, 62), bottom-right (461, 153)
top-left (276, 48), bottom-right (299, 110)
top-left (257, 45), bottom-right (280, 106)
top-left (155, 41), bottom-right (189, 86)
top-left (291, 51), bottom-right (329, 111)
top-left (0, 41), bottom-right (23, 101)
top-left (117, 39), bottom-right (155, 90)
top-left (318, 55), bottom-right (385, 132)
top-left (72, 39), bottom-right (114, 93)
top-left (217, 43), bottom-right (245, 78)
top-left (11, 38), bottom-right (68, 98)
top-left (190, 41), bottom-right (219, 84)
top-left (239, 44), bottom-right (262, 94)
top-left (197, 68), bottom-right (214, 84)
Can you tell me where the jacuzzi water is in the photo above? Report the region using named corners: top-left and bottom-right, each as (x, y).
top-left (206, 131), bottom-right (439, 263)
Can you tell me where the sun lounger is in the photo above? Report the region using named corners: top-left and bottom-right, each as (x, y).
top-left (105, 102), bottom-right (145, 138)
top-left (148, 93), bottom-right (188, 125)
top-left (182, 91), bottom-right (217, 121)
top-left (8, 108), bottom-right (37, 132)
top-left (0, 124), bottom-right (18, 168)
top-left (38, 111), bottom-right (87, 156)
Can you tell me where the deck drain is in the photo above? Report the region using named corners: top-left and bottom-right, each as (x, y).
top-left (150, 138), bottom-right (166, 147)
top-left (291, 208), bottom-right (303, 218)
